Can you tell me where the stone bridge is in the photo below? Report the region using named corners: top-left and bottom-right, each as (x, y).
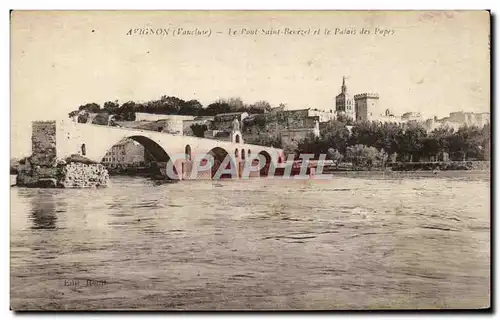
top-left (46, 120), bottom-right (284, 180)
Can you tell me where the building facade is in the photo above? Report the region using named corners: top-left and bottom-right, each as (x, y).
top-left (101, 139), bottom-right (145, 168)
top-left (401, 112), bottom-right (423, 122)
top-left (308, 109), bottom-right (336, 122)
top-left (423, 112), bottom-right (490, 132)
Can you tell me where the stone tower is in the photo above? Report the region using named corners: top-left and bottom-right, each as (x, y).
top-left (335, 76), bottom-right (355, 120)
top-left (354, 93), bottom-right (379, 122)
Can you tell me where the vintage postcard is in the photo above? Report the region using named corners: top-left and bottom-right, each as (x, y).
top-left (10, 10), bottom-right (490, 310)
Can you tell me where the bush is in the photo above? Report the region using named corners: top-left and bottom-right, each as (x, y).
top-left (346, 144), bottom-right (381, 170)
top-left (64, 154), bottom-right (99, 165)
top-left (191, 124), bottom-right (208, 138)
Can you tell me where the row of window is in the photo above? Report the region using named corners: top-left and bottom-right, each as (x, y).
top-left (103, 156), bottom-right (125, 162)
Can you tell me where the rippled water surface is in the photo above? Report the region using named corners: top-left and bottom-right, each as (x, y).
top-left (10, 172), bottom-right (490, 310)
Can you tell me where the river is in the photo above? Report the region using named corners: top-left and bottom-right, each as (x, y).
top-left (10, 171), bottom-right (490, 310)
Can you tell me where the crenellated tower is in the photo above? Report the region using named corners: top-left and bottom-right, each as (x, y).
top-left (354, 93), bottom-right (379, 122)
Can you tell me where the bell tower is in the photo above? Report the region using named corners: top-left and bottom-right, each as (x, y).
top-left (335, 76), bottom-right (355, 120)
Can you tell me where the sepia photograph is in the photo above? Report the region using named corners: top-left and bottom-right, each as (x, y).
top-left (9, 10), bottom-right (491, 311)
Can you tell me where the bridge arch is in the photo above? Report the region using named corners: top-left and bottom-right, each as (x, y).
top-left (258, 150), bottom-right (272, 176)
top-left (201, 147), bottom-right (237, 179)
top-left (127, 135), bottom-right (171, 163)
top-left (99, 135), bottom-right (173, 176)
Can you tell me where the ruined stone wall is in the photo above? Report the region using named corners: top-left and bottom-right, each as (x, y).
top-left (15, 121), bottom-right (110, 188)
top-left (241, 110), bottom-right (318, 145)
top-left (31, 121), bottom-right (57, 166)
top-left (60, 162), bottom-right (109, 188)
top-left (16, 161), bottom-right (109, 188)
top-left (211, 119), bottom-right (235, 131)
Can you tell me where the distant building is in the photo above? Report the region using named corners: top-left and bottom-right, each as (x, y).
top-left (448, 111), bottom-right (490, 127)
top-left (423, 111), bottom-right (490, 132)
top-left (214, 112), bottom-right (249, 122)
top-left (308, 109), bottom-right (336, 122)
top-left (135, 113), bottom-right (195, 123)
top-left (335, 76), bottom-right (356, 120)
top-left (401, 112), bottom-right (423, 122)
top-left (354, 93), bottom-right (380, 122)
top-left (101, 139), bottom-right (145, 168)
top-left (131, 114), bottom-right (196, 135)
top-left (369, 109), bottom-right (403, 124)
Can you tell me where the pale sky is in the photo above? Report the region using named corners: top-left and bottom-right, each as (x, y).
top-left (11, 11), bottom-right (490, 157)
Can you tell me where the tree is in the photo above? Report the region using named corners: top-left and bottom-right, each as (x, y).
top-left (297, 135), bottom-right (326, 158)
top-left (327, 148), bottom-right (344, 169)
top-left (390, 152), bottom-right (398, 163)
top-left (400, 124), bottom-right (427, 162)
top-left (378, 148), bottom-right (389, 169)
top-left (68, 110), bottom-right (79, 118)
top-left (115, 101), bottom-right (138, 121)
top-left (349, 120), bottom-right (379, 148)
top-left (428, 126), bottom-right (454, 159)
top-left (283, 141), bottom-right (299, 159)
top-left (449, 125), bottom-right (483, 161)
top-left (119, 101), bottom-right (137, 112)
top-left (321, 120), bottom-right (351, 155)
top-left (421, 136), bottom-right (440, 160)
top-left (249, 100), bottom-right (272, 114)
top-left (480, 123), bottom-right (491, 160)
top-left (377, 122), bottom-right (404, 156)
top-left (180, 100), bottom-right (203, 115)
top-left (103, 100), bottom-right (120, 113)
top-left (346, 144), bottom-right (380, 170)
top-left (205, 102), bottom-right (231, 115)
top-left (224, 97), bottom-right (246, 112)
top-left (249, 134), bottom-right (282, 148)
top-left (78, 102), bottom-right (101, 113)
top-left (336, 113), bottom-right (354, 125)
top-left (190, 124), bottom-right (208, 138)
top-left (91, 112), bottom-right (110, 125)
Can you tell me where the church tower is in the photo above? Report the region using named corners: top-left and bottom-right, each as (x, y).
top-left (335, 76), bottom-right (355, 121)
